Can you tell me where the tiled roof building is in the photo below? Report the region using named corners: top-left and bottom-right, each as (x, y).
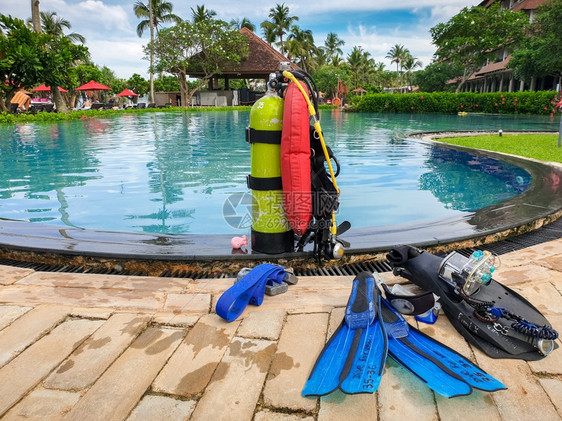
top-left (459, 0), bottom-right (560, 93)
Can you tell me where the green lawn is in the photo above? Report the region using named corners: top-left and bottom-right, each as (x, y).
top-left (437, 133), bottom-right (562, 163)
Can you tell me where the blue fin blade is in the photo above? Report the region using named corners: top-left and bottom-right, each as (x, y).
top-left (303, 272), bottom-right (387, 397)
top-left (382, 298), bottom-right (505, 398)
top-left (302, 322), bottom-right (355, 396)
top-left (405, 327), bottom-right (506, 393)
top-left (388, 336), bottom-right (473, 398)
top-left (339, 314), bottom-right (387, 394)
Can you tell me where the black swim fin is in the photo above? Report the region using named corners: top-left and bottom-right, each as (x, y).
top-left (380, 296), bottom-right (506, 398)
top-left (302, 272), bottom-right (388, 396)
top-left (388, 246), bottom-right (558, 360)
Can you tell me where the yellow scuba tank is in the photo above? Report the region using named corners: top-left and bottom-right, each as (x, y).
top-left (246, 75), bottom-right (294, 254)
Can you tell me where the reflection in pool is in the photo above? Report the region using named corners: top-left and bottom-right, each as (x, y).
top-left (0, 111), bottom-right (556, 235)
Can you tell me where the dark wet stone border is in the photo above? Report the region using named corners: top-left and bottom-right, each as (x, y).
top-left (0, 131), bottom-right (560, 274)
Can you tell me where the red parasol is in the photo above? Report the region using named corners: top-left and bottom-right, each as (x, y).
top-left (32, 84), bottom-right (68, 93)
top-left (116, 88), bottom-right (138, 97)
top-left (75, 80), bottom-right (111, 91)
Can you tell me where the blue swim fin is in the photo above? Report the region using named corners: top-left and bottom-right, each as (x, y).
top-left (381, 298), bottom-right (507, 398)
top-left (302, 272), bottom-right (388, 396)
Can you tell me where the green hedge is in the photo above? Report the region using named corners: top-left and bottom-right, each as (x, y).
top-left (351, 91), bottom-right (561, 115)
top-left (0, 105), bottom-right (253, 124)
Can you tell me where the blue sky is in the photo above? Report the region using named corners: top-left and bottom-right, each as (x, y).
top-left (0, 0), bottom-right (481, 78)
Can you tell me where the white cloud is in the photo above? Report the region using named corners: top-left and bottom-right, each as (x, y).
top-left (342, 24), bottom-right (435, 70)
top-left (42, 0), bottom-right (134, 38)
top-left (87, 39), bottom-right (148, 78)
top-left (1, 0), bottom-right (484, 78)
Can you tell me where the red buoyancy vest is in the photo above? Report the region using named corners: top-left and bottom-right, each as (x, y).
top-left (281, 82), bottom-right (312, 235)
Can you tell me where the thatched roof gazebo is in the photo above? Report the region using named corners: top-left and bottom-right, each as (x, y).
top-left (188, 27), bottom-right (298, 90)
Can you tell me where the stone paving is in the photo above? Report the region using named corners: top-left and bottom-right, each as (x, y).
top-left (0, 239), bottom-right (560, 420)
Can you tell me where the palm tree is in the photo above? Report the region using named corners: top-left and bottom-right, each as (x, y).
top-left (263, 3), bottom-right (298, 55)
top-left (386, 44), bottom-right (408, 86)
top-left (402, 55), bottom-right (422, 87)
top-left (191, 5), bottom-right (216, 23)
top-left (134, 0), bottom-right (181, 102)
top-left (40, 11), bottom-right (85, 44)
top-left (134, 0), bottom-right (181, 37)
top-left (323, 32), bottom-right (344, 62)
top-left (331, 54), bottom-right (343, 67)
top-left (31, 0), bottom-right (41, 32)
top-left (230, 17), bottom-right (255, 31)
top-left (347, 46), bottom-right (366, 88)
top-left (314, 48), bottom-right (328, 68)
top-left (261, 21), bottom-right (277, 46)
top-left (286, 25), bottom-right (316, 72)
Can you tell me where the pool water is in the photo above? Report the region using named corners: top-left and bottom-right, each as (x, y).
top-left (0, 111), bottom-right (557, 235)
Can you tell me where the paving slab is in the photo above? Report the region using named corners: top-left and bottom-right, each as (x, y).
top-left (0, 265), bottom-right (34, 285)
top-left (237, 309), bottom-right (286, 340)
top-left (2, 389), bottom-right (81, 421)
top-left (0, 305), bottom-right (69, 368)
top-left (538, 378), bottom-right (562, 418)
top-left (319, 390), bottom-right (378, 421)
top-left (63, 327), bottom-right (184, 421)
top-left (16, 272), bottom-right (189, 292)
top-left (44, 313), bottom-right (152, 391)
top-left (0, 305), bottom-right (31, 331)
top-left (255, 409), bottom-right (315, 421)
top-left (126, 395), bottom-right (196, 421)
top-left (492, 264), bottom-right (561, 287)
top-left (512, 280), bottom-right (562, 315)
top-left (535, 253), bottom-right (562, 273)
top-left (263, 312), bottom-right (329, 413)
top-left (473, 348), bottom-right (560, 421)
top-left (153, 314), bottom-right (240, 398)
top-left (499, 240), bottom-right (562, 267)
top-left (163, 293), bottom-right (211, 314)
top-left (0, 318), bottom-right (103, 417)
top-left (190, 337), bottom-right (276, 421)
top-left (69, 306), bottom-right (114, 319)
top-left (153, 312), bottom-right (200, 327)
top-left (0, 285), bottom-right (165, 310)
top-left (378, 359), bottom-right (437, 421)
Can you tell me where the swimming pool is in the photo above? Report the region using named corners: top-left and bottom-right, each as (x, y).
top-left (0, 111), bottom-right (557, 237)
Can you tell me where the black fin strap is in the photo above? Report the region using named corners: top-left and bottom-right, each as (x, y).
top-left (386, 246), bottom-right (411, 265)
top-left (381, 283), bottom-right (435, 316)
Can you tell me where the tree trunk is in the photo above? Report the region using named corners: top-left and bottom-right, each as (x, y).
top-left (148, 0), bottom-right (155, 103)
top-left (52, 87), bottom-right (68, 113)
top-left (455, 68), bottom-right (471, 94)
top-left (31, 0), bottom-right (41, 33)
top-left (178, 71), bottom-right (189, 108)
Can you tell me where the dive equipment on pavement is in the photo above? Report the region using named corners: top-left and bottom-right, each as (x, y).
top-left (387, 246), bottom-right (558, 360)
top-left (302, 272), bottom-right (388, 396)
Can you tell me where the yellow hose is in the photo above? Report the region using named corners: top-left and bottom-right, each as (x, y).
top-left (282, 71), bottom-right (339, 235)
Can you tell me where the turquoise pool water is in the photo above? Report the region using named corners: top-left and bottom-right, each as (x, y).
top-left (0, 111), bottom-right (557, 235)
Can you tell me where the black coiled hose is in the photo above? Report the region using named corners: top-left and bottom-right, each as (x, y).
top-left (461, 291), bottom-right (559, 340)
top-left (511, 319), bottom-right (559, 340)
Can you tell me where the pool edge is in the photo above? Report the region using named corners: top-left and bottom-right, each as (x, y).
top-left (0, 130), bottom-right (560, 274)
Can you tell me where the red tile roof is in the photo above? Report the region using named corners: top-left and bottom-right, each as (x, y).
top-left (512, 0), bottom-right (547, 11)
top-left (189, 27), bottom-right (297, 78)
top-left (475, 56), bottom-right (511, 76)
top-left (479, 0), bottom-right (547, 10)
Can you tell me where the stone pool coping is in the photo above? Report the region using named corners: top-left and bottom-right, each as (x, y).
top-left (0, 131), bottom-right (560, 272)
top-left (0, 239), bottom-right (561, 419)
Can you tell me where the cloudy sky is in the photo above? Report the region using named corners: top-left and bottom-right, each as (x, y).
top-left (0, 0), bottom-right (481, 79)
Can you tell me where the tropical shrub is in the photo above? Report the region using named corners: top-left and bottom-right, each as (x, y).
top-left (351, 91), bottom-right (560, 115)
